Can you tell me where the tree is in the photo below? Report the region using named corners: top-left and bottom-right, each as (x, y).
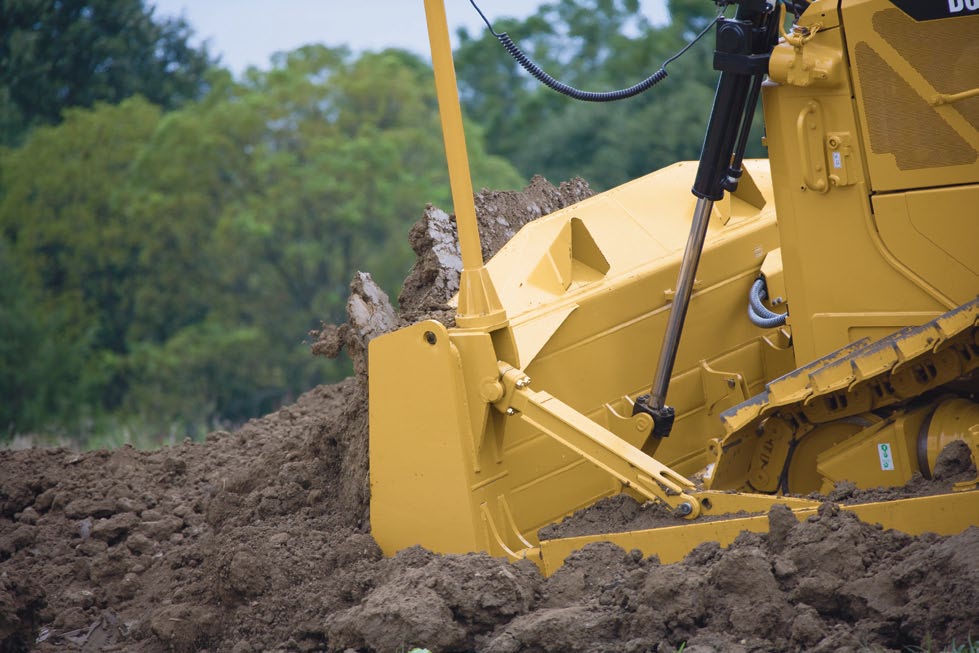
top-left (0, 0), bottom-right (214, 146)
top-left (0, 240), bottom-right (97, 435)
top-left (0, 96), bottom-right (163, 367)
top-left (139, 46), bottom-right (522, 422)
top-left (0, 45), bottom-right (523, 436)
top-left (453, 0), bottom-right (756, 190)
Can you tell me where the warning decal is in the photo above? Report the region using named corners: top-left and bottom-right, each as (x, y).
top-left (878, 443), bottom-right (896, 471)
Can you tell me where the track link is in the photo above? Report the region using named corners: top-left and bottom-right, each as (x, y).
top-left (707, 297), bottom-right (979, 490)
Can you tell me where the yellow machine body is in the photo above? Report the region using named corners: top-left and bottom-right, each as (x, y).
top-left (369, 0), bottom-right (979, 571)
top-left (763, 0), bottom-right (979, 363)
top-left (371, 160), bottom-right (800, 558)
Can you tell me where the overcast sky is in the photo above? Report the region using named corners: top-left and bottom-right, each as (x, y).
top-left (150, 1), bottom-right (670, 75)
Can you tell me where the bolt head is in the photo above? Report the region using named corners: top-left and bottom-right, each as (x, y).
top-left (481, 381), bottom-right (504, 403)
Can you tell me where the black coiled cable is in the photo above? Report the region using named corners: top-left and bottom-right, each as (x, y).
top-left (496, 33), bottom-right (668, 102)
top-left (469, 0), bottom-right (723, 103)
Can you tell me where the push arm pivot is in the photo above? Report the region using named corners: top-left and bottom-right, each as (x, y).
top-left (496, 365), bottom-right (701, 517)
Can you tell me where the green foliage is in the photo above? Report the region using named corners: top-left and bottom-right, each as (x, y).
top-left (0, 45), bottom-right (520, 441)
top-left (0, 0), bottom-right (214, 146)
top-left (120, 45), bottom-right (520, 424)
top-left (123, 321), bottom-right (283, 433)
top-left (0, 240), bottom-right (98, 435)
top-left (455, 0), bottom-right (765, 190)
top-left (0, 97), bottom-right (163, 418)
top-left (2, 1), bottom-right (762, 445)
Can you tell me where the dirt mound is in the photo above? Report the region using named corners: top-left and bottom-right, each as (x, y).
top-left (4, 177), bottom-right (979, 652)
top-left (396, 175), bottom-right (593, 324)
top-left (1, 376), bottom-right (371, 652)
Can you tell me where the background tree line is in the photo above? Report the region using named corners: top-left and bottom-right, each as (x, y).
top-left (1, 0), bottom-right (734, 445)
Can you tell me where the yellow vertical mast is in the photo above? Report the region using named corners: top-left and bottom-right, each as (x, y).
top-left (423, 0), bottom-right (507, 329)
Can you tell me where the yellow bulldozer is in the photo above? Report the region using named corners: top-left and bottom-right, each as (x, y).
top-left (369, 0), bottom-right (979, 573)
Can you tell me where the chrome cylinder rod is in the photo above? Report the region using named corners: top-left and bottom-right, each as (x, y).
top-left (649, 196), bottom-right (715, 410)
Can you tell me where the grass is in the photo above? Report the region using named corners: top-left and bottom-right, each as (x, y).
top-left (860, 636), bottom-right (978, 653)
top-left (1, 412), bottom-right (223, 451)
top-left (907, 636), bottom-right (979, 653)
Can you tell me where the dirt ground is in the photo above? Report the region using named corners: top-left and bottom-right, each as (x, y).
top-left (3, 177), bottom-right (978, 653)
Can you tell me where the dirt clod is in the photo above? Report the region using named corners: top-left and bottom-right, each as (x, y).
top-left (398, 175), bottom-right (594, 324)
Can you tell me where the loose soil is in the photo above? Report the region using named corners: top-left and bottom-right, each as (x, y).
top-left (3, 176), bottom-right (978, 653)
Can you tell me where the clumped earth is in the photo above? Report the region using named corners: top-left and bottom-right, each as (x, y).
top-left (3, 176), bottom-right (978, 653)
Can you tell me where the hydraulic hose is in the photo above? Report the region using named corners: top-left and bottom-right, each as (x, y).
top-left (748, 278), bottom-right (788, 328)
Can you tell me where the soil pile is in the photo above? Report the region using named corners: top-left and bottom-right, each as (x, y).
top-left (396, 175), bottom-right (593, 325)
top-left (3, 176), bottom-right (979, 653)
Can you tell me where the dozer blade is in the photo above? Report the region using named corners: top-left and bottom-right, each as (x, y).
top-left (538, 491), bottom-right (979, 573)
top-left (707, 297), bottom-right (979, 494)
top-left (368, 160), bottom-right (791, 568)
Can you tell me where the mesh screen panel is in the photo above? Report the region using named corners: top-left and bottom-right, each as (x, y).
top-left (874, 9), bottom-right (979, 131)
top-left (855, 41), bottom-right (976, 170)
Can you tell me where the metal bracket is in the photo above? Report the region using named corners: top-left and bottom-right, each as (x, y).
top-left (493, 362), bottom-right (701, 516)
top-left (700, 361), bottom-right (750, 416)
top-left (826, 132), bottom-right (856, 188)
top-left (480, 497), bottom-right (538, 561)
top-left (604, 398), bottom-right (655, 449)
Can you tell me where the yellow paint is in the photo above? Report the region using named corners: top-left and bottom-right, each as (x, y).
top-left (423, 0), bottom-right (506, 329)
top-left (369, 0), bottom-right (979, 568)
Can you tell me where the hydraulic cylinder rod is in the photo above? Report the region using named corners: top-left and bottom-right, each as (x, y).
top-left (636, 0), bottom-right (776, 436)
top-left (646, 196), bottom-right (714, 414)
